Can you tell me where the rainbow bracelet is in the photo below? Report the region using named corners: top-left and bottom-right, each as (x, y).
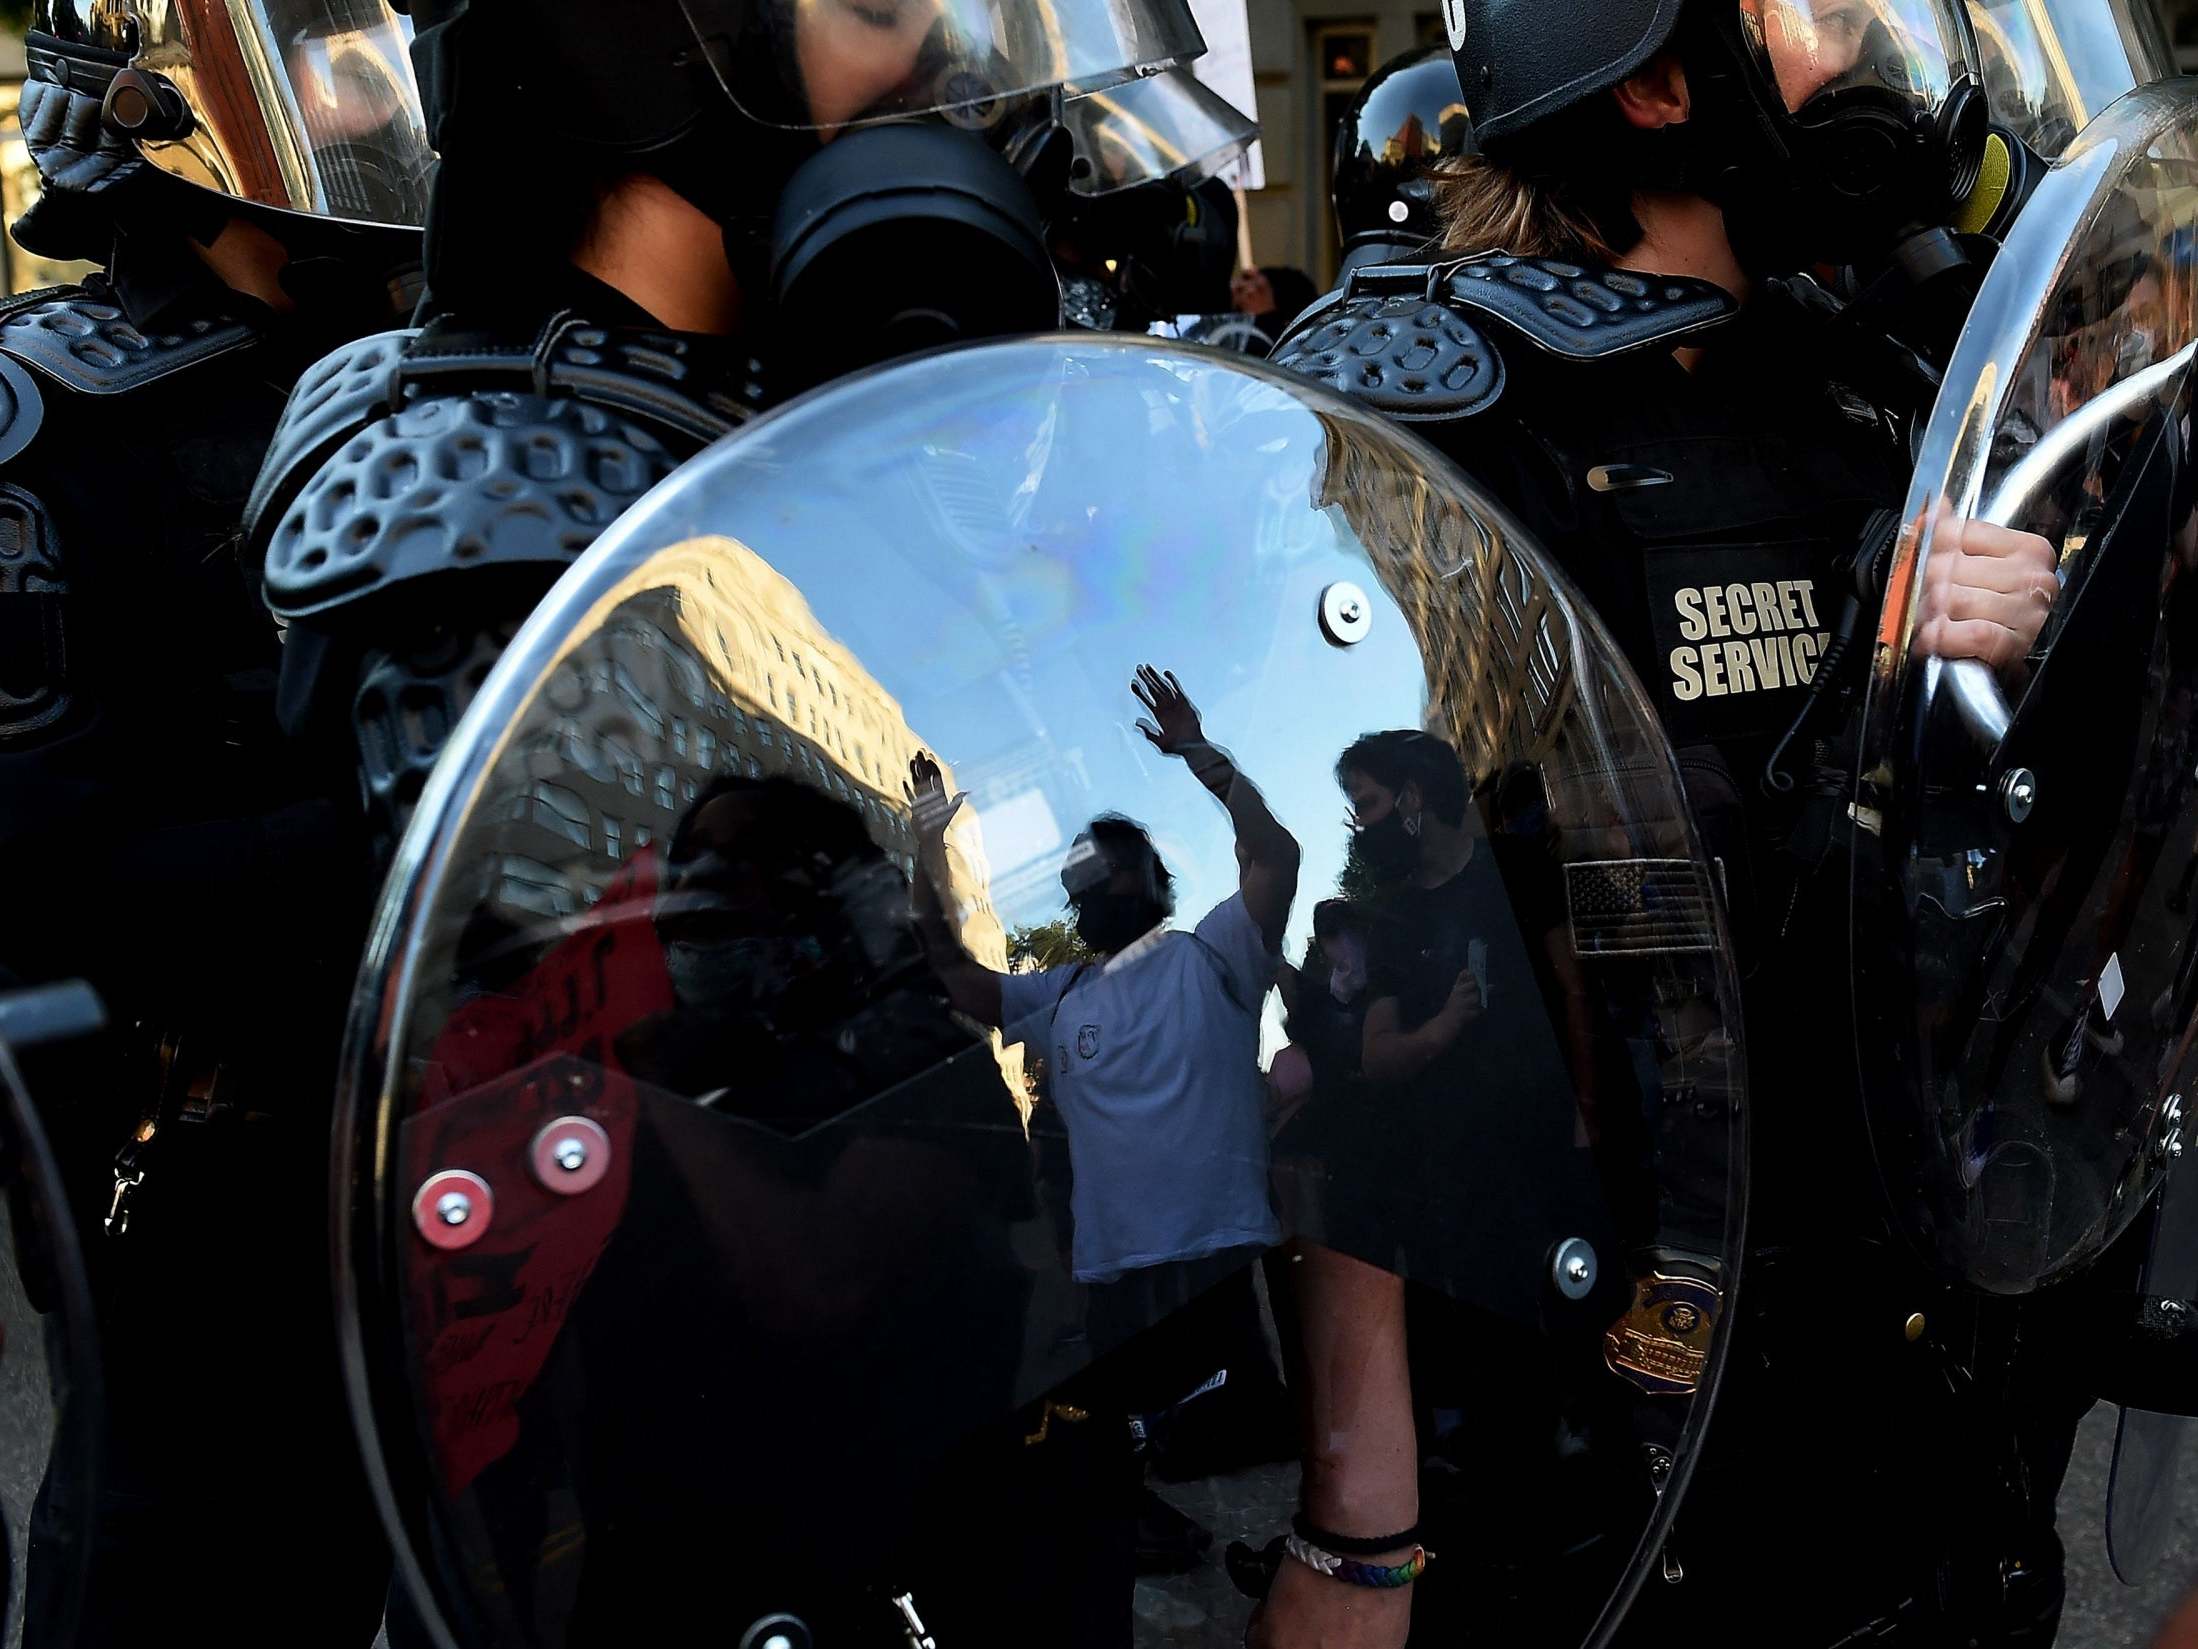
top-left (1283, 1532), bottom-right (1432, 1589)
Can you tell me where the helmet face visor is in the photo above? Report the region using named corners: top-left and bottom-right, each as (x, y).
top-left (674, 0), bottom-right (1205, 133)
top-left (35, 0), bottom-right (434, 228)
top-left (1064, 69), bottom-right (1255, 196)
top-left (1739, 0), bottom-right (1970, 122)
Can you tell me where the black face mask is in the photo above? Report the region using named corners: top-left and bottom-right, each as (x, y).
top-left (1075, 891), bottom-right (1161, 955)
top-left (1355, 811), bottom-right (1420, 881)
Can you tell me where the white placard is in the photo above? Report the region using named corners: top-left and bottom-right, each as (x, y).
top-left (1184, 0), bottom-right (1264, 190)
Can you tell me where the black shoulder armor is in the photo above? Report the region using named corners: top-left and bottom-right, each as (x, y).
top-left (1271, 254), bottom-right (1736, 421)
top-left (0, 287), bottom-right (255, 397)
top-left (249, 313), bottom-right (757, 623)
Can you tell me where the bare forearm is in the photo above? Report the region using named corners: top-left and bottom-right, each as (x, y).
top-left (1181, 741), bottom-right (1295, 867)
top-left (914, 851), bottom-right (1003, 1025)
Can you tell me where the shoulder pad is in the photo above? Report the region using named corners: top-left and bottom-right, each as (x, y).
top-left (259, 386), bottom-right (693, 621)
top-left (241, 327), bottom-right (416, 543)
top-left (0, 289), bottom-right (255, 395)
top-left (1271, 255), bottom-right (1735, 419)
top-left (0, 353), bottom-right (45, 468)
top-left (1439, 255), bottom-right (1735, 360)
top-left (246, 314), bottom-right (754, 566)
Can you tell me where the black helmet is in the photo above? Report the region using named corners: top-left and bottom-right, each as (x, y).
top-left (1331, 45), bottom-right (1475, 273)
top-left (1448, 0), bottom-right (1681, 147)
top-left (19, 0), bottom-right (431, 262)
top-left (1447, 0), bottom-right (1989, 270)
top-left (403, 0), bottom-right (1205, 367)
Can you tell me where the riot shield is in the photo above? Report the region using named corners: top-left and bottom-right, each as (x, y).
top-left (338, 337), bottom-right (1746, 1649)
top-left (1969, 0), bottom-right (2175, 158)
top-left (0, 984), bottom-right (104, 1649)
top-left (1853, 80), bottom-right (2198, 1293)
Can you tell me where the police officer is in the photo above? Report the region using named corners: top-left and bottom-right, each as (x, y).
top-left (1330, 44), bottom-right (1475, 278)
top-left (0, 3), bottom-right (430, 1642)
top-left (245, 0), bottom-right (1207, 867)
top-left (1270, 3), bottom-right (2076, 1644)
top-left (236, 2), bottom-right (1203, 1633)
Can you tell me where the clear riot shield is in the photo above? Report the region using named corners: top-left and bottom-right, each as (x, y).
top-left (1969, 0), bottom-right (2175, 158)
top-left (337, 337), bottom-right (1746, 1649)
top-left (1853, 79), bottom-right (2198, 1295)
top-left (0, 984), bottom-right (104, 1649)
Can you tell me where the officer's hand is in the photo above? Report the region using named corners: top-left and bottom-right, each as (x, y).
top-left (1438, 968), bottom-right (1483, 1031)
top-left (1914, 513), bottom-right (2059, 671)
top-left (1132, 664), bottom-right (1206, 756)
top-left (905, 752), bottom-right (965, 850)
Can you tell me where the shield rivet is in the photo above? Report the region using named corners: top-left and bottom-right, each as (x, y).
top-left (531, 1116), bottom-right (611, 1195)
top-left (1319, 581), bottom-right (1372, 648)
top-left (412, 1169), bottom-right (493, 1250)
top-left (2000, 767), bottom-right (2038, 823)
top-left (1904, 1312), bottom-right (1927, 1342)
top-left (1551, 1236), bottom-right (1597, 1300)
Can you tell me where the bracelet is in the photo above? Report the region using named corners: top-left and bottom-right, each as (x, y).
top-left (1283, 1533), bottom-right (1431, 1588)
top-left (1290, 1514), bottom-right (1423, 1556)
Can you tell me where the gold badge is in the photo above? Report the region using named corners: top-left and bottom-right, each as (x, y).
top-left (1604, 1272), bottom-right (1723, 1396)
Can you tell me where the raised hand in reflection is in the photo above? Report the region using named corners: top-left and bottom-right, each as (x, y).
top-left (908, 667), bottom-right (1298, 1307)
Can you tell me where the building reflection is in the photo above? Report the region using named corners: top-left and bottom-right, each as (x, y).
top-left (457, 534), bottom-right (1022, 1091)
top-left (1308, 407), bottom-right (1604, 781)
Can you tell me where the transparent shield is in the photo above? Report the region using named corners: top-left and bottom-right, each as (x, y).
top-left (1065, 70), bottom-right (1256, 196)
top-left (131, 0), bottom-right (433, 227)
top-left (1968, 0), bottom-right (2175, 158)
top-left (341, 338), bottom-right (1746, 1649)
top-left (1854, 81), bottom-right (2198, 1291)
top-left (678, 0), bottom-right (1205, 132)
top-left (0, 1040), bottom-right (99, 1649)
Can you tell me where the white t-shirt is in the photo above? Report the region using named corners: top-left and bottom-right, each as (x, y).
top-left (1001, 891), bottom-right (1283, 1282)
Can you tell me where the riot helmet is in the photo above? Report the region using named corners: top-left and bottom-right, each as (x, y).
top-left (405, 0), bottom-right (1201, 378)
top-left (1332, 45), bottom-right (1475, 276)
top-left (1063, 69), bottom-right (1257, 199)
top-left (1053, 172), bottom-right (1241, 328)
top-left (1449, 0), bottom-right (1989, 272)
top-left (20, 0), bottom-right (433, 254)
top-left (1054, 75), bottom-right (1252, 329)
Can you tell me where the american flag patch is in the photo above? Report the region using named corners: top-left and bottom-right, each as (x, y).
top-left (1565, 858), bottom-right (1718, 956)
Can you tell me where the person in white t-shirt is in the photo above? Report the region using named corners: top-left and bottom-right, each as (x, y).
top-left (908, 666), bottom-right (1300, 1331)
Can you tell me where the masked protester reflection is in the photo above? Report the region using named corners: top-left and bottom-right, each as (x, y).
top-left (1253, 730), bottom-right (1612, 1649)
top-left (632, 773), bottom-right (978, 1114)
top-left (909, 666), bottom-right (1296, 1335)
top-left (907, 668), bottom-right (1298, 1592)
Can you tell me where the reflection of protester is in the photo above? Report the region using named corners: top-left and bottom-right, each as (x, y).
top-left (631, 772), bottom-right (978, 1118)
top-left (910, 667), bottom-right (1299, 1584)
top-left (1281, 899), bottom-right (1374, 1089)
top-left (910, 666), bottom-right (1297, 1305)
top-left (1254, 730), bottom-right (1597, 1649)
top-left (1231, 264), bottom-right (1320, 350)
